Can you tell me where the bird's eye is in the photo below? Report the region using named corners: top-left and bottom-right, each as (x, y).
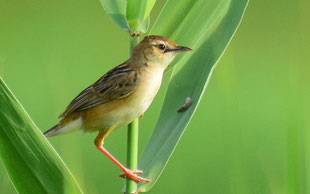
top-left (158, 44), bottom-right (166, 50)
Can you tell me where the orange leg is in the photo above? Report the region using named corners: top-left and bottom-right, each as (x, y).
top-left (139, 114), bottom-right (144, 120)
top-left (94, 128), bottom-right (150, 183)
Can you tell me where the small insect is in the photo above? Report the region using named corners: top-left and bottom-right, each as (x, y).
top-left (177, 97), bottom-right (192, 112)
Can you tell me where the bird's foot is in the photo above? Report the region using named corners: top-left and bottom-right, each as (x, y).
top-left (120, 169), bottom-right (150, 183)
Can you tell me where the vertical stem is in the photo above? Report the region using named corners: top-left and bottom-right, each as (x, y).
top-left (126, 36), bottom-right (139, 194)
top-left (126, 119), bottom-right (139, 193)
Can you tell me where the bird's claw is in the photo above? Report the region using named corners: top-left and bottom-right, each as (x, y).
top-left (120, 169), bottom-right (150, 183)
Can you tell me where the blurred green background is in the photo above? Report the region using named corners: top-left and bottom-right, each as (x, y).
top-left (1, 0), bottom-right (309, 193)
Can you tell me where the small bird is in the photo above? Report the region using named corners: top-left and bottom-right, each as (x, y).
top-left (44, 35), bottom-right (191, 183)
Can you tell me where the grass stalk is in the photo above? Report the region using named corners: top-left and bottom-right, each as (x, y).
top-left (126, 36), bottom-right (139, 194)
top-left (126, 119), bottom-right (139, 193)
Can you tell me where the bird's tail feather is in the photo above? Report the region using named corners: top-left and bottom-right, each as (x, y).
top-left (43, 117), bottom-right (83, 137)
top-left (44, 124), bottom-right (59, 137)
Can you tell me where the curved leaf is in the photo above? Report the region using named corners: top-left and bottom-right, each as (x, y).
top-left (126, 0), bottom-right (156, 34)
top-left (0, 78), bottom-right (82, 194)
top-left (99, 0), bottom-right (129, 30)
top-left (137, 0), bottom-right (249, 192)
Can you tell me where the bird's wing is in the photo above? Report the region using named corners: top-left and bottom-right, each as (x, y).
top-left (59, 62), bottom-right (138, 118)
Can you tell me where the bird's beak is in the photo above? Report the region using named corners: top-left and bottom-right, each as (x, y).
top-left (165, 46), bottom-right (192, 53)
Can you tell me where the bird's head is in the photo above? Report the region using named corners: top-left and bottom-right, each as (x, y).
top-left (131, 35), bottom-right (191, 69)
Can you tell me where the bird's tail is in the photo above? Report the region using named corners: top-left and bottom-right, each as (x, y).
top-left (44, 124), bottom-right (59, 137)
top-left (44, 117), bottom-right (83, 137)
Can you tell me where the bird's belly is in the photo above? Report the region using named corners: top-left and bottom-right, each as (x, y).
top-left (83, 70), bottom-right (162, 131)
top-left (112, 76), bottom-right (162, 127)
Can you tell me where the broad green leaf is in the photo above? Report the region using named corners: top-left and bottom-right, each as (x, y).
top-left (0, 78), bottom-right (82, 194)
top-left (126, 0), bottom-right (156, 34)
top-left (137, 0), bottom-right (249, 192)
top-left (99, 0), bottom-right (129, 30)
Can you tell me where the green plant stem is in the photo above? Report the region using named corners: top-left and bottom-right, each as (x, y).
top-left (126, 36), bottom-right (139, 194)
top-left (126, 119), bottom-right (139, 193)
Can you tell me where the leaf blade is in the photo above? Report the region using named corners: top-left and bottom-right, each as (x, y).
top-left (126, 0), bottom-right (156, 33)
top-left (99, 0), bottom-right (129, 30)
top-left (0, 78), bottom-right (82, 194)
top-left (137, 0), bottom-right (249, 192)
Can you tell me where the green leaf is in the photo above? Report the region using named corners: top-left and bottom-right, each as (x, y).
top-left (137, 0), bottom-right (249, 192)
top-left (126, 0), bottom-right (156, 34)
top-left (99, 0), bottom-right (129, 30)
top-left (0, 78), bottom-right (82, 194)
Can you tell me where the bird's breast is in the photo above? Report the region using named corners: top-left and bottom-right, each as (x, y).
top-left (131, 67), bottom-right (163, 114)
top-left (82, 67), bottom-right (164, 130)
top-left (113, 67), bottom-right (164, 127)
